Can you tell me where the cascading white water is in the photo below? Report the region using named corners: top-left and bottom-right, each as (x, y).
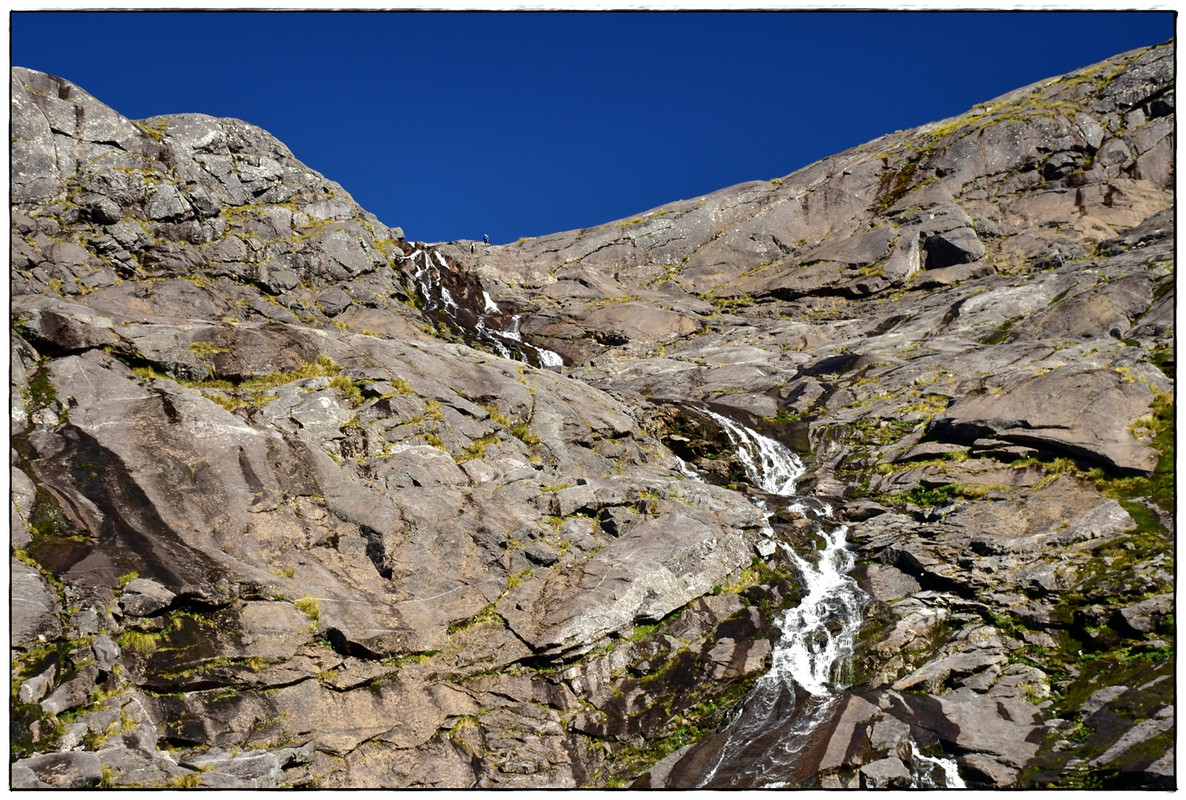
top-left (771, 517), bottom-right (863, 697)
top-left (685, 410), bottom-right (962, 788)
top-left (499, 314), bottom-right (564, 367)
top-left (912, 744), bottom-right (967, 788)
top-left (402, 247), bottom-right (564, 368)
top-left (703, 409), bottom-right (800, 496)
top-left (690, 410), bottom-right (869, 787)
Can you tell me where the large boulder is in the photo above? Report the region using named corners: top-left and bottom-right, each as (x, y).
top-left (930, 367), bottom-right (1160, 472)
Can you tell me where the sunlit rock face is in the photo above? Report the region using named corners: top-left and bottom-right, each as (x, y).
top-left (10, 41), bottom-right (1173, 790)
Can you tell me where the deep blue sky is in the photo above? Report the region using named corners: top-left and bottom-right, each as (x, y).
top-left (11, 10), bottom-right (1174, 244)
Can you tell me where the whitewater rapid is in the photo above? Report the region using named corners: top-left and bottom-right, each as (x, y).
top-left (691, 410), bottom-right (961, 788)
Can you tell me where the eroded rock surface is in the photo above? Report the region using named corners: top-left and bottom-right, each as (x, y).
top-left (10, 42), bottom-right (1173, 789)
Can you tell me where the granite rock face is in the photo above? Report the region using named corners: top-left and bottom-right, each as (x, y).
top-left (10, 43), bottom-right (1173, 789)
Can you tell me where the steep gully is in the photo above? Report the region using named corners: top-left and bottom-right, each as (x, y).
top-left (412, 248), bottom-right (961, 788)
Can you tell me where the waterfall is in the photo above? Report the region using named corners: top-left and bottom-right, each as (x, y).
top-left (702, 409), bottom-right (801, 496)
top-left (401, 246), bottom-right (564, 369)
top-left (676, 409), bottom-right (962, 788)
top-left (683, 410), bottom-right (866, 787)
top-left (912, 744), bottom-right (966, 788)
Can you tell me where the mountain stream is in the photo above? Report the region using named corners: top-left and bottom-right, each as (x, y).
top-left (401, 250), bottom-right (960, 786)
top-left (673, 411), bottom-right (963, 788)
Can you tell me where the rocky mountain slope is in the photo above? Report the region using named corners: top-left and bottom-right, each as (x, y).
top-left (9, 41), bottom-right (1174, 789)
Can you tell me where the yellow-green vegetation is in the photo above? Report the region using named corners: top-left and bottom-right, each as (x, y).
top-left (294, 597), bottom-right (321, 621)
top-left (423, 398), bottom-right (445, 420)
top-left (328, 373), bottom-right (364, 407)
top-left (627, 622), bottom-right (661, 641)
top-left (478, 403), bottom-right (539, 445)
top-left (480, 403), bottom-right (513, 427)
top-left (118, 630), bottom-right (160, 655)
top-left (187, 342), bottom-right (230, 357)
top-left (719, 555), bottom-right (787, 595)
top-left (131, 354), bottom-right (365, 412)
top-left (896, 393), bottom-right (951, 418)
top-left (134, 118), bottom-right (169, 142)
top-left (117, 570), bottom-right (139, 587)
top-left (167, 773), bottom-right (203, 788)
top-left (447, 604), bottom-right (503, 636)
top-left (506, 569), bottom-right (532, 590)
top-left (456, 433), bottom-right (500, 463)
top-left (704, 293), bottom-right (755, 314)
top-left (510, 422), bottom-right (539, 446)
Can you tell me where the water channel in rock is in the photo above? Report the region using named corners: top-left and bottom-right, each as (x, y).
top-left (398, 254), bottom-right (959, 785)
top-left (662, 410), bottom-right (964, 788)
top-left (656, 410), bottom-right (869, 787)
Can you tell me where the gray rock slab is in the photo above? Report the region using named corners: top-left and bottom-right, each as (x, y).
top-left (932, 368), bottom-right (1159, 472)
top-left (859, 564), bottom-right (922, 603)
top-left (16, 751), bottom-right (102, 788)
top-left (817, 694), bottom-right (880, 772)
top-left (120, 578), bottom-right (177, 617)
top-left (860, 756), bottom-right (912, 788)
top-left (40, 664), bottom-right (100, 716)
top-left (12, 558), bottom-right (63, 646)
top-left (92, 633), bottom-right (121, 671)
top-left (1116, 593), bottom-right (1172, 634)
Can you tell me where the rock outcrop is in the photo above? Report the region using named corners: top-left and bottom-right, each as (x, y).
top-left (10, 41), bottom-right (1174, 789)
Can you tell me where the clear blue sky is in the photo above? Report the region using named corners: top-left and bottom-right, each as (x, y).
top-left (11, 10), bottom-right (1174, 244)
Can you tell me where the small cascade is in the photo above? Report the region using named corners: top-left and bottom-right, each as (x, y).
top-left (500, 314), bottom-right (564, 368)
top-left (677, 409), bottom-right (869, 788)
top-left (398, 245), bottom-right (564, 369)
top-left (667, 409), bottom-right (964, 788)
top-left (911, 744), bottom-right (966, 788)
top-left (702, 409), bottom-right (801, 495)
